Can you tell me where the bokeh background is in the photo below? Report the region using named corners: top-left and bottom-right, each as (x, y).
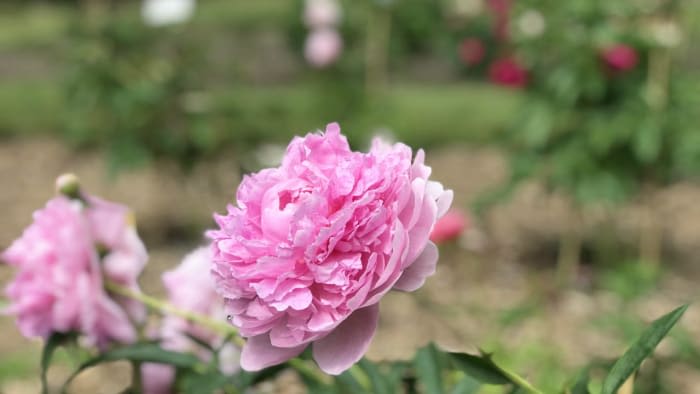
top-left (1, 0), bottom-right (700, 392)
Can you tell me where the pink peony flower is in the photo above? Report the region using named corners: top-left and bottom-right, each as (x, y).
top-left (459, 38), bottom-right (486, 66)
top-left (430, 209), bottom-right (469, 243)
top-left (86, 196), bottom-right (148, 322)
top-left (489, 57), bottom-right (528, 88)
top-left (304, 28), bottom-right (343, 68)
top-left (304, 0), bottom-right (341, 28)
top-left (601, 44), bottom-right (638, 72)
top-left (142, 247), bottom-right (239, 393)
top-left (210, 123), bottom-right (453, 374)
top-left (2, 196), bottom-right (140, 347)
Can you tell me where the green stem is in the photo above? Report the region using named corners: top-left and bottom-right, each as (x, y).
top-left (288, 358), bottom-right (331, 385)
top-left (491, 355), bottom-right (545, 394)
top-left (104, 281), bottom-right (244, 347)
top-left (131, 360), bottom-right (142, 392)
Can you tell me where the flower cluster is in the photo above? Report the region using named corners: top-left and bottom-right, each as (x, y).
top-left (1, 177), bottom-right (147, 347)
top-left (210, 123), bottom-right (452, 374)
top-left (2, 124), bottom-right (451, 384)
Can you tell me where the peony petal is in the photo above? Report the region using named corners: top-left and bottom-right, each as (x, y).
top-left (240, 334), bottom-right (306, 371)
top-left (435, 189), bottom-right (453, 219)
top-left (393, 241), bottom-right (438, 292)
top-left (404, 189), bottom-right (438, 265)
top-left (312, 304), bottom-right (379, 375)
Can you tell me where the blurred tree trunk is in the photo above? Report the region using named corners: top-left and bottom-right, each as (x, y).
top-left (365, 4), bottom-right (392, 96)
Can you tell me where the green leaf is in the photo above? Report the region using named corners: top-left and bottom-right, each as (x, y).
top-left (358, 358), bottom-right (393, 394)
top-left (292, 360), bottom-right (336, 394)
top-left (183, 332), bottom-right (215, 353)
top-left (179, 369), bottom-right (231, 394)
top-left (335, 369), bottom-right (367, 394)
top-left (564, 369), bottom-right (590, 394)
top-left (63, 342), bottom-right (202, 389)
top-left (450, 375), bottom-right (481, 394)
top-left (600, 304), bottom-right (689, 394)
top-left (415, 343), bottom-right (444, 394)
top-left (233, 364), bottom-right (287, 389)
top-left (41, 333), bottom-right (75, 394)
top-left (449, 351), bottom-right (543, 394)
top-left (448, 352), bottom-right (510, 385)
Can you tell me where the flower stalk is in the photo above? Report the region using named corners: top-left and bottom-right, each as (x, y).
top-left (104, 280), bottom-right (244, 347)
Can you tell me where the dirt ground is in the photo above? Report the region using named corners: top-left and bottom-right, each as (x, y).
top-left (1, 137), bottom-right (699, 393)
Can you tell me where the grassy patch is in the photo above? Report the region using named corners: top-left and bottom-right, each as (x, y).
top-left (193, 0), bottom-right (294, 29)
top-left (0, 79), bottom-right (62, 137)
top-left (0, 4), bottom-right (72, 50)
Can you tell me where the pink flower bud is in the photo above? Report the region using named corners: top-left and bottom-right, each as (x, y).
top-left (304, 28), bottom-right (343, 68)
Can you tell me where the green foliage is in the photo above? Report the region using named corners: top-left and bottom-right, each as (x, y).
top-left (497, 0), bottom-right (700, 206)
top-left (415, 343), bottom-right (446, 393)
top-left (600, 304), bottom-right (688, 394)
top-left (63, 8), bottom-right (228, 172)
top-left (599, 261), bottom-right (660, 301)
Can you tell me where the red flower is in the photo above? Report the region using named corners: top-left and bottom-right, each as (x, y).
top-left (430, 209), bottom-right (469, 243)
top-left (601, 44), bottom-right (638, 72)
top-left (459, 38), bottom-right (486, 66)
top-left (489, 57), bottom-right (528, 88)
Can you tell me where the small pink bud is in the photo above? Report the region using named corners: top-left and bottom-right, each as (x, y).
top-left (55, 173), bottom-right (81, 199)
top-left (601, 44), bottom-right (638, 72)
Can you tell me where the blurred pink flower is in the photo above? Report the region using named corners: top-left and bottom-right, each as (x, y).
top-left (487, 0), bottom-right (512, 41)
top-left (142, 247), bottom-right (239, 393)
top-left (304, 28), bottom-right (343, 68)
top-left (86, 196), bottom-right (148, 322)
top-left (304, 0), bottom-right (341, 28)
top-left (459, 38), bottom-right (486, 66)
top-left (210, 123), bottom-right (453, 374)
top-left (489, 57), bottom-right (528, 88)
top-left (602, 44), bottom-right (638, 72)
top-left (141, 363), bottom-right (174, 394)
top-left (2, 196), bottom-right (140, 347)
top-left (430, 209), bottom-right (469, 243)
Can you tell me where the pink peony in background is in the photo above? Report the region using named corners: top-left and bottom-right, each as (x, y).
top-left (303, 0), bottom-right (341, 28)
top-left (459, 38), bottom-right (486, 67)
top-left (602, 44), bottom-right (638, 72)
top-left (142, 247), bottom-right (239, 394)
top-left (1, 193), bottom-right (145, 347)
top-left (304, 28), bottom-right (343, 68)
top-left (430, 209), bottom-right (469, 243)
top-left (489, 57), bottom-right (528, 88)
top-left (210, 123), bottom-right (452, 374)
